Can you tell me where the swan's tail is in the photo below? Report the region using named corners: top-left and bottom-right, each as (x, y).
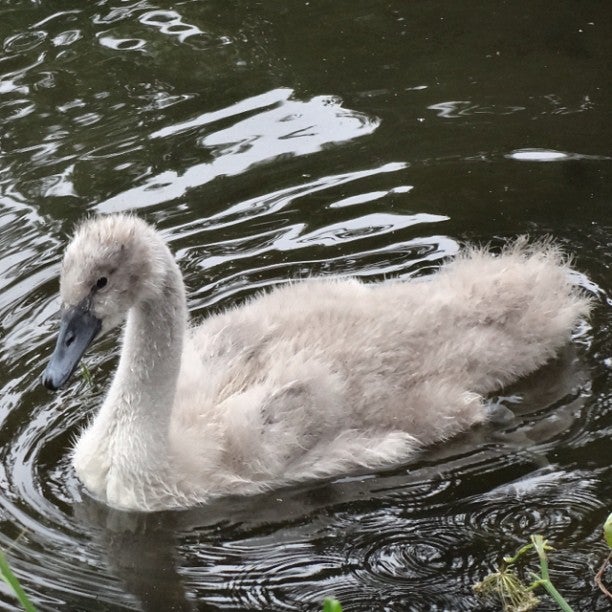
top-left (439, 237), bottom-right (592, 393)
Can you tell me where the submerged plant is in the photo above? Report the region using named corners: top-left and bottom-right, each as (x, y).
top-left (0, 550), bottom-right (37, 612)
top-left (80, 363), bottom-right (94, 388)
top-left (474, 535), bottom-right (573, 612)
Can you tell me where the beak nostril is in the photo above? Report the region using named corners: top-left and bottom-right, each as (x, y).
top-left (65, 332), bottom-right (75, 347)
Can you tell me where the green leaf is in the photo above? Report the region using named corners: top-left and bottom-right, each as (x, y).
top-left (605, 512), bottom-right (612, 549)
top-left (80, 363), bottom-right (94, 388)
top-left (322, 597), bottom-right (343, 612)
top-left (0, 550), bottom-right (37, 612)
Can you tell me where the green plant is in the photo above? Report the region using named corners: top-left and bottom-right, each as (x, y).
top-left (80, 363), bottom-right (94, 388)
top-left (0, 550), bottom-right (37, 612)
top-left (595, 512), bottom-right (612, 599)
top-left (322, 597), bottom-right (343, 612)
top-left (474, 535), bottom-right (573, 611)
top-left (605, 513), bottom-right (612, 547)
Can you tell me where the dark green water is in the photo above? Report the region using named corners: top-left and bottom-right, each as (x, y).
top-left (1, 1), bottom-right (611, 610)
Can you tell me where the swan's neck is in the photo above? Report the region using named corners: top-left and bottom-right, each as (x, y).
top-left (73, 247), bottom-right (188, 507)
top-left (109, 266), bottom-right (187, 438)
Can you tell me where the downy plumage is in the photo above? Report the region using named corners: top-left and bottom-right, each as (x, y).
top-left (42, 215), bottom-right (591, 511)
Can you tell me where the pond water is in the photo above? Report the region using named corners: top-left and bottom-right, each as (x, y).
top-left (1, 1), bottom-right (611, 610)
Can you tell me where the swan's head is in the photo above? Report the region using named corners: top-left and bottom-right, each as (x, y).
top-left (42, 214), bottom-right (162, 391)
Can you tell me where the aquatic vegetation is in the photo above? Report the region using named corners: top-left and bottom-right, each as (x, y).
top-left (594, 512), bottom-right (612, 599)
top-left (605, 513), bottom-right (612, 548)
top-left (0, 550), bottom-right (36, 612)
top-left (79, 363), bottom-right (94, 388)
top-left (474, 535), bottom-right (573, 611)
top-left (322, 597), bottom-right (343, 612)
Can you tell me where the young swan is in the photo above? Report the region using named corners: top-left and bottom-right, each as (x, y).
top-left (42, 215), bottom-right (590, 511)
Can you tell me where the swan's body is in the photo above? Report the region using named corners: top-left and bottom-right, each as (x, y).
top-left (42, 215), bottom-right (590, 511)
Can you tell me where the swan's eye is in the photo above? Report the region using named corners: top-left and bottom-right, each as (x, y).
top-left (96, 277), bottom-right (108, 289)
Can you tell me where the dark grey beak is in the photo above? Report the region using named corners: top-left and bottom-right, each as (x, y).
top-left (42, 306), bottom-right (101, 391)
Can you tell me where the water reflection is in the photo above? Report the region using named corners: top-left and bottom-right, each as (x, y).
top-left (507, 148), bottom-right (612, 162)
top-left (428, 100), bottom-right (525, 118)
top-left (98, 89), bottom-right (380, 212)
top-left (330, 186), bottom-right (413, 209)
top-left (139, 10), bottom-right (211, 45)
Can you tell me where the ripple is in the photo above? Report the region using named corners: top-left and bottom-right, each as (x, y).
top-left (139, 10), bottom-right (209, 44)
top-left (3, 31), bottom-right (48, 54)
top-left (51, 29), bottom-right (82, 47)
top-left (97, 36), bottom-right (146, 51)
top-left (188, 542), bottom-right (346, 610)
top-left (97, 89), bottom-right (381, 212)
top-left (294, 213), bottom-right (447, 247)
top-left (509, 148), bottom-right (571, 162)
top-left (0, 99), bottom-right (36, 122)
top-left (507, 148), bottom-right (612, 162)
top-left (469, 467), bottom-right (605, 540)
top-left (330, 186), bottom-right (413, 208)
top-left (428, 100), bottom-right (525, 118)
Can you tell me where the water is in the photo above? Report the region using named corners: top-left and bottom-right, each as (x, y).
top-left (1, 1), bottom-right (610, 610)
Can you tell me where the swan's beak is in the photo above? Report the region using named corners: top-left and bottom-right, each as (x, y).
top-left (42, 306), bottom-right (101, 391)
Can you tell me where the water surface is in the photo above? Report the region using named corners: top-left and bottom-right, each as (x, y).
top-left (0, 1), bottom-right (611, 610)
